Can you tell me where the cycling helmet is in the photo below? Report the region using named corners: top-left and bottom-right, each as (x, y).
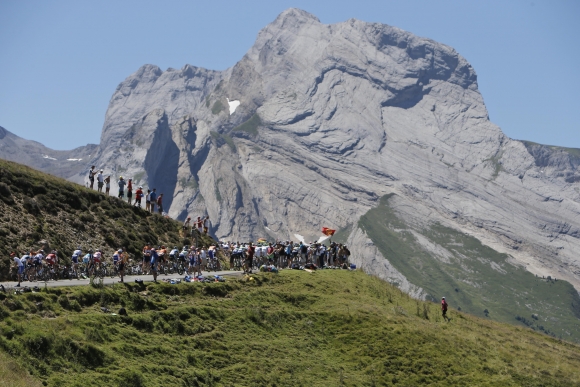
top-left (174, 246), bottom-right (178, 249)
top-left (88, 249), bottom-right (93, 253)
top-left (118, 249), bottom-right (123, 253)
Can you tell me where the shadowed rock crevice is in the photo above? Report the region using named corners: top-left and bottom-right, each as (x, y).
top-left (143, 113), bottom-right (179, 211)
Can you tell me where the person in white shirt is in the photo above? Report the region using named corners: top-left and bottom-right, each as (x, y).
top-left (200, 248), bottom-right (207, 271)
top-left (255, 244), bottom-right (263, 266)
top-left (145, 189), bottom-right (151, 212)
top-left (11, 252), bottom-right (23, 287)
top-left (169, 246), bottom-right (179, 260)
top-left (97, 170), bottom-right (105, 193)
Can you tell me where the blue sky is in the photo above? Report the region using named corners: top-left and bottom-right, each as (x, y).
top-left (0, 0), bottom-right (578, 150)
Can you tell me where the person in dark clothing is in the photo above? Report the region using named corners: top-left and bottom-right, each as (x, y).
top-left (88, 166), bottom-right (96, 189)
top-left (149, 189), bottom-right (157, 213)
top-left (441, 297), bottom-right (449, 321)
top-left (157, 193), bottom-right (164, 214)
top-left (244, 242), bottom-right (255, 274)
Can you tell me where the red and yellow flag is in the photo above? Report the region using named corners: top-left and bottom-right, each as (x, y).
top-left (322, 227), bottom-right (336, 236)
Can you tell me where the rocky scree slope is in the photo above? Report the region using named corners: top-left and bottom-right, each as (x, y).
top-left (2, 9), bottom-right (580, 334)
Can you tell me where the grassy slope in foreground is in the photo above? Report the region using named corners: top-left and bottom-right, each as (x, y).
top-left (0, 159), bottom-right (217, 280)
top-left (359, 194), bottom-right (580, 343)
top-left (0, 271), bottom-right (580, 387)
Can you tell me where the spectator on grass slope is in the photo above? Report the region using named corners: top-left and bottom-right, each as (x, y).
top-left (149, 189), bottom-right (157, 213)
top-left (196, 216), bottom-right (203, 234)
top-left (203, 216), bottom-right (210, 235)
top-left (183, 217), bottom-right (191, 234)
top-left (157, 193), bottom-right (164, 214)
top-left (127, 179), bottom-right (133, 204)
top-left (97, 170), bottom-right (104, 193)
top-left (134, 186), bottom-right (143, 207)
top-left (118, 176), bottom-right (126, 199)
top-left (145, 189), bottom-right (151, 211)
top-left (88, 166), bottom-right (96, 189)
top-left (104, 176), bottom-right (111, 196)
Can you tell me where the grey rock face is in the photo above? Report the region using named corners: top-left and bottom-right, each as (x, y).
top-left (0, 126), bottom-right (97, 179)
top-left (2, 9), bottom-right (580, 292)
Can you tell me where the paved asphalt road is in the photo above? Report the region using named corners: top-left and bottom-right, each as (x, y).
top-left (0, 270), bottom-right (243, 290)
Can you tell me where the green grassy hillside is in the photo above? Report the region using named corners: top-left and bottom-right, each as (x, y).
top-left (359, 194), bottom-right (580, 343)
top-left (0, 270), bottom-right (579, 386)
top-left (0, 159), bottom-right (217, 280)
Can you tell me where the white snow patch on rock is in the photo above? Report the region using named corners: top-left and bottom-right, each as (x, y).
top-left (42, 155), bottom-right (57, 160)
top-left (226, 98), bottom-right (240, 115)
top-left (67, 158), bottom-right (82, 161)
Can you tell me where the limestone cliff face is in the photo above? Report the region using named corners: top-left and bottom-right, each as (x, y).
top-left (3, 9), bottom-right (580, 291)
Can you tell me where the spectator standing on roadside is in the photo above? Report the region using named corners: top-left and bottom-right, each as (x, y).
top-left (244, 242), bottom-right (255, 274)
top-left (200, 247), bottom-right (207, 271)
top-left (145, 189), bottom-right (151, 212)
top-left (118, 176), bottom-right (126, 199)
top-left (194, 248), bottom-right (202, 276)
top-left (88, 166), bottom-right (96, 189)
top-left (119, 248), bottom-right (128, 283)
top-left (150, 248), bottom-right (159, 283)
top-left (157, 193), bottom-right (164, 214)
top-left (300, 242), bottom-right (308, 264)
top-left (104, 176), bottom-right (111, 196)
top-left (126, 179), bottom-right (133, 204)
top-left (11, 252), bottom-right (23, 287)
top-left (97, 170), bottom-right (104, 193)
top-left (149, 189), bottom-right (157, 213)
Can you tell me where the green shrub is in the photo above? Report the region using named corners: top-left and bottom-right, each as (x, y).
top-left (117, 370), bottom-right (145, 387)
top-left (23, 197), bottom-right (41, 216)
top-left (0, 182), bottom-right (14, 205)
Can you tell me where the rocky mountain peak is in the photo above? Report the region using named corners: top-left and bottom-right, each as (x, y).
top-left (273, 8), bottom-right (321, 25)
top-left (2, 8), bottom-right (580, 302)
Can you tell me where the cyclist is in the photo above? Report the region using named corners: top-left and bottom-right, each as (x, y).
top-left (46, 250), bottom-right (58, 271)
top-left (91, 249), bottom-right (103, 277)
top-left (83, 250), bottom-right (92, 278)
top-left (33, 250), bottom-right (44, 279)
top-left (168, 246), bottom-right (179, 272)
top-left (207, 246), bottom-right (217, 270)
top-left (20, 252), bottom-right (31, 282)
top-left (71, 246), bottom-right (82, 279)
top-left (187, 248), bottom-right (196, 275)
top-left (169, 246), bottom-right (179, 260)
top-left (157, 245), bottom-right (167, 273)
top-left (179, 246), bottom-right (188, 261)
top-left (112, 249), bottom-right (121, 274)
top-left (142, 244), bottom-right (151, 274)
